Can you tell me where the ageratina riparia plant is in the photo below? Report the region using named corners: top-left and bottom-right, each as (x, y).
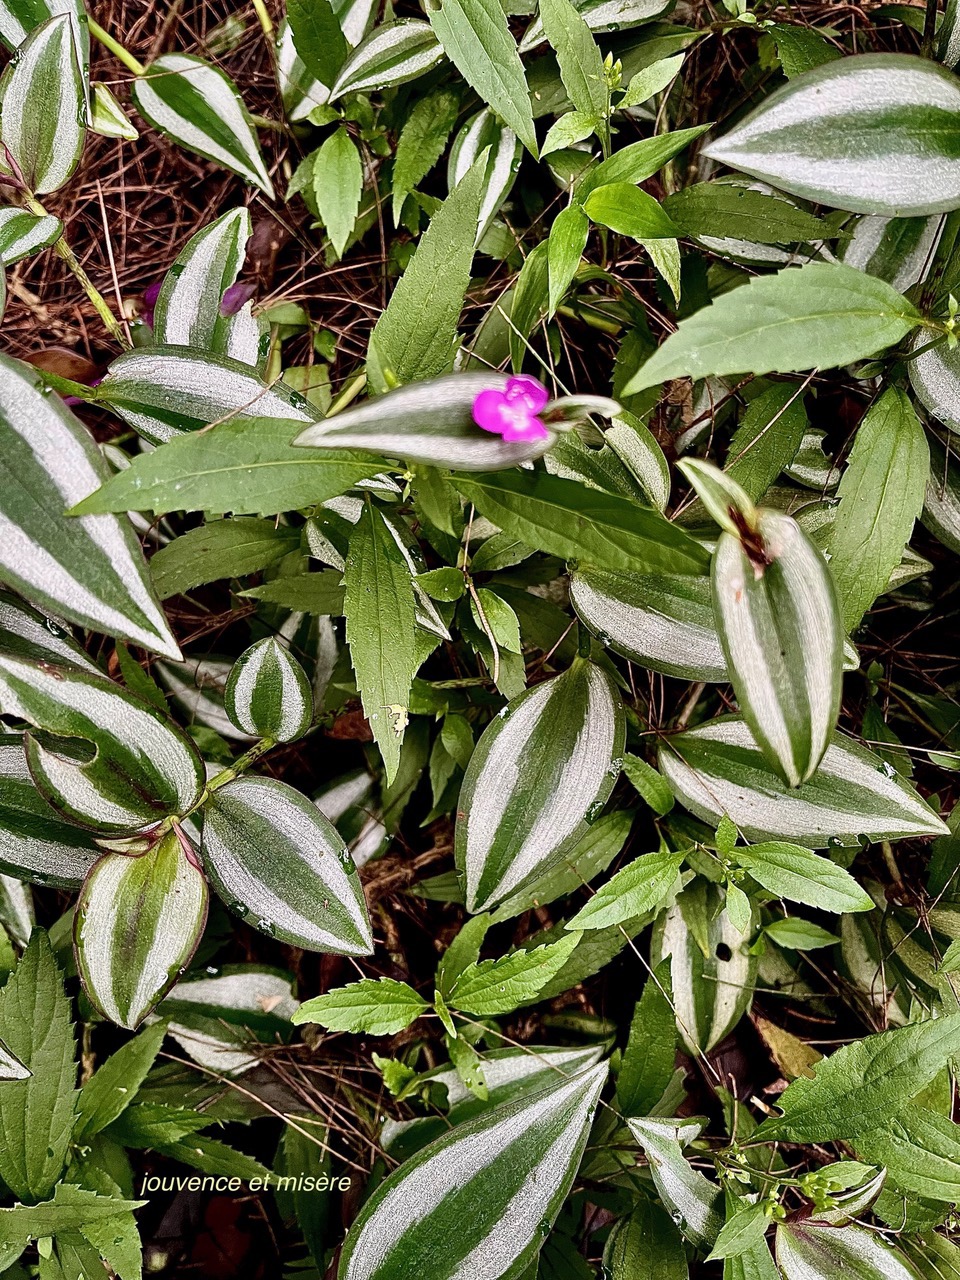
top-left (1, 0), bottom-right (960, 1275)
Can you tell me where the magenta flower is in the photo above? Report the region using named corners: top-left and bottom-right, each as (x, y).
top-left (472, 375), bottom-right (550, 443)
top-left (142, 280), bottom-right (162, 328)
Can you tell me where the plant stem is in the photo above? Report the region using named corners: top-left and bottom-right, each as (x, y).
top-left (922, 0), bottom-right (939, 57)
top-left (26, 197), bottom-right (130, 348)
top-left (252, 0), bottom-right (276, 41)
top-left (206, 736), bottom-right (278, 795)
top-left (87, 18), bottom-right (146, 76)
top-left (328, 371), bottom-right (367, 416)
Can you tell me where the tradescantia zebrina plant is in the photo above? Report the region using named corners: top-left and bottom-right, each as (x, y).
top-left (5, 0), bottom-right (960, 1275)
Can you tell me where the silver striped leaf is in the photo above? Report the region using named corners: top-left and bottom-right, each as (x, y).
top-left (276, 17), bottom-right (332, 121)
top-left (382, 1044), bottom-right (605, 1158)
top-left (455, 659), bottom-right (625, 914)
top-left (923, 436), bottom-right (960, 555)
top-left (658, 716), bottom-right (948, 847)
top-left (0, 1034), bottom-right (29, 1080)
top-left (0, 656), bottom-right (204, 834)
top-left (75, 827), bottom-right (209, 1030)
top-left (520, 0), bottom-right (670, 51)
top-left (0, 206), bottom-right (61, 265)
top-left (224, 637), bottom-right (313, 743)
top-left (838, 214), bottom-right (946, 293)
top-left (909, 331), bottom-right (960, 435)
top-left (0, 588), bottom-right (100, 674)
top-left (89, 81), bottom-right (138, 140)
top-left (776, 1221), bottom-right (919, 1280)
top-left (132, 54), bottom-right (274, 198)
top-left (604, 412), bottom-right (671, 511)
top-left (0, 353), bottom-right (181, 658)
top-left (339, 1060), bottom-right (608, 1280)
top-left (0, 14), bottom-right (84, 195)
top-left (0, 872), bottom-right (32, 948)
top-left (153, 208), bottom-right (264, 367)
top-left (627, 1117), bottom-right (724, 1249)
top-left (942, 0), bottom-right (960, 69)
top-left (650, 883), bottom-right (757, 1054)
top-left (201, 775), bottom-right (373, 954)
top-left (448, 109), bottom-right (522, 243)
top-left (569, 568), bottom-right (728, 682)
top-left (0, 734), bottom-right (99, 887)
top-left (96, 346), bottom-right (319, 445)
top-left (294, 373), bottom-right (557, 470)
top-left (330, 20), bottom-right (443, 99)
top-left (702, 54), bottom-right (960, 217)
top-left (784, 429), bottom-right (842, 490)
top-left (712, 509), bottom-right (843, 788)
top-left (0, 0), bottom-right (85, 66)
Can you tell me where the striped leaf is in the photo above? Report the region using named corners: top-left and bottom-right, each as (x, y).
top-left (658, 716), bottom-right (948, 847)
top-left (0, 206), bottom-right (60, 264)
top-left (456, 659), bottom-right (625, 913)
top-left (224, 637), bottom-right (313, 742)
top-left (448, 109), bottom-right (522, 243)
top-left (0, 656), bottom-right (204, 833)
top-left (0, 1035), bottom-right (29, 1080)
top-left (201, 775), bottom-right (373, 954)
top-left (330, 20), bottom-right (442, 99)
top-left (94, 346), bottom-right (319, 445)
top-left (840, 214), bottom-right (946, 294)
top-left (776, 1222), bottom-right (919, 1280)
top-left (0, 588), bottom-right (100, 674)
top-left (570, 568), bottom-right (727, 681)
top-left (295, 374), bottom-right (555, 470)
top-left (651, 883), bottom-right (757, 1053)
top-left (703, 54), bottom-right (960, 217)
top-left (153, 208), bottom-right (264, 367)
top-left (339, 1060), bottom-right (608, 1280)
top-left (0, 353), bottom-right (181, 658)
top-left (627, 1117), bottom-right (724, 1249)
top-left (277, 17), bottom-right (331, 121)
top-left (132, 54), bottom-right (274, 197)
top-left (0, 734), bottom-right (99, 886)
top-left (713, 509), bottom-right (843, 787)
top-left (0, 0), bottom-right (85, 63)
top-left (909, 332), bottom-right (960, 435)
top-left (923, 435), bottom-right (960, 555)
top-left (0, 13), bottom-right (84, 195)
top-left (89, 81), bottom-right (138, 139)
top-left (75, 828), bottom-right (209, 1030)
top-left (383, 1044), bottom-right (604, 1158)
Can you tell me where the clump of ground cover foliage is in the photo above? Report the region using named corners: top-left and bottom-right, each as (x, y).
top-left (0, 0), bottom-right (959, 1276)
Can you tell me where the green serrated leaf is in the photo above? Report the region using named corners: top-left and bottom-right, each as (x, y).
top-left (293, 977), bottom-right (429, 1035)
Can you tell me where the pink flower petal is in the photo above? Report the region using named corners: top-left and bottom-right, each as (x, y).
top-left (504, 374), bottom-right (549, 415)
top-left (472, 388), bottom-right (512, 434)
top-left (501, 416), bottom-right (549, 443)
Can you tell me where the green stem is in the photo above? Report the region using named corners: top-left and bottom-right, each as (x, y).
top-left (252, 0), bottom-right (276, 41)
top-left (26, 198), bottom-right (130, 348)
top-left (87, 18), bottom-right (146, 76)
top-left (328, 372), bottom-right (367, 416)
top-left (206, 736), bottom-right (278, 796)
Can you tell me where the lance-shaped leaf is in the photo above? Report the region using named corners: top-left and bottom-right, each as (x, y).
top-left (826, 389), bottom-right (929, 632)
top-left (923, 435), bottom-right (960, 555)
top-left (75, 828), bottom-right (209, 1030)
top-left (295, 374), bottom-right (556, 470)
top-left (627, 1117), bottom-right (724, 1250)
top-left (456, 659), bottom-right (625, 913)
top-left (570, 568), bottom-right (727, 681)
top-left (330, 20), bottom-right (442, 98)
top-left (659, 717), bottom-right (947, 847)
top-left (852, 1106), bottom-right (960, 1202)
top-left (287, 0), bottom-right (348, 90)
top-left (91, 346), bottom-right (318, 446)
top-left (604, 1197), bottom-right (688, 1280)
top-left (455, 472), bottom-right (711, 575)
top-left (277, 17), bottom-right (332, 121)
top-left (224, 637), bottom-right (313, 742)
top-left (0, 354), bottom-right (171, 659)
top-left (756, 1013), bottom-right (960, 1143)
top-left (703, 54), bottom-right (960, 217)
top-left (428, 0), bottom-right (537, 156)
top-left (343, 501), bottom-right (418, 785)
top-left (0, 206), bottom-right (61, 265)
top-left (776, 1221), bottom-right (921, 1280)
top-left (840, 213), bottom-right (945, 294)
top-left (201, 775), bottom-right (373, 954)
top-left (0, 734), bottom-right (99, 886)
top-left (567, 848), bottom-right (684, 930)
top-left (72, 419), bottom-right (383, 519)
top-left (448, 108), bottom-right (522, 243)
top-left (0, 14), bottom-right (84, 195)
top-left (622, 262), bottom-right (920, 395)
top-left (0, 656), bottom-right (204, 833)
top-left (294, 977), bottom-right (427, 1035)
top-left (712, 508), bottom-right (842, 787)
top-left (0, 588), bottom-right (100, 674)
top-left (651, 884), bottom-right (756, 1053)
top-left (392, 85), bottom-right (460, 222)
top-left (132, 55), bottom-right (274, 197)
top-left (153, 208), bottom-right (262, 366)
top-left (731, 842), bottom-right (874, 914)
top-left (339, 1060), bottom-right (608, 1280)
top-left (0, 931), bottom-right (76, 1201)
